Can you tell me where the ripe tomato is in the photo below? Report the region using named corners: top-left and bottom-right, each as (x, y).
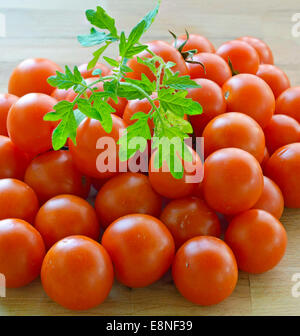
top-left (7, 93), bottom-right (58, 156)
top-left (252, 176), bottom-right (284, 219)
top-left (0, 136), bottom-right (30, 180)
top-left (203, 148), bottom-right (263, 215)
top-left (69, 115), bottom-right (126, 179)
top-left (264, 114), bottom-right (300, 154)
top-left (102, 214), bottom-right (175, 288)
top-left (238, 36), bottom-right (274, 64)
top-left (41, 236), bottom-right (113, 310)
top-left (8, 58), bottom-right (62, 97)
top-left (35, 195), bottom-right (100, 249)
top-left (0, 178), bottom-right (39, 223)
top-left (187, 78), bottom-right (226, 136)
top-left (187, 53), bottom-right (232, 86)
top-left (24, 150), bottom-right (91, 203)
top-left (225, 209), bottom-right (287, 273)
top-left (160, 197), bottom-right (221, 249)
top-left (256, 64), bottom-right (290, 98)
top-left (0, 218), bottom-right (45, 288)
top-left (261, 147), bottom-right (270, 172)
top-left (174, 34), bottom-right (215, 53)
top-left (216, 40), bottom-right (259, 74)
top-left (275, 86), bottom-right (300, 123)
top-left (0, 93), bottom-right (18, 136)
top-left (203, 112), bottom-right (265, 163)
top-left (222, 74), bottom-right (275, 128)
top-left (172, 236), bottom-right (238, 305)
top-left (265, 143), bottom-right (300, 208)
top-left (78, 62), bottom-right (111, 79)
top-left (51, 88), bottom-right (74, 102)
top-left (126, 40), bottom-right (189, 81)
top-left (95, 172), bottom-right (162, 229)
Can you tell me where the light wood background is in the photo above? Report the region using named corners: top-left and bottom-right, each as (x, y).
top-left (0, 0), bottom-right (300, 316)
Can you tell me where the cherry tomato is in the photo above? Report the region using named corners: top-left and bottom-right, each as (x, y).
top-left (203, 112), bottom-right (265, 163)
top-left (0, 93), bottom-right (18, 136)
top-left (8, 58), bottom-right (62, 96)
top-left (0, 178), bottom-right (39, 223)
top-left (7, 93), bottom-right (58, 156)
top-left (24, 150), bottom-right (91, 203)
top-left (203, 148), bottom-right (263, 215)
top-left (41, 236), bottom-right (113, 310)
top-left (264, 114), bottom-right (300, 154)
top-left (187, 53), bottom-right (232, 86)
top-left (160, 197), bottom-right (221, 249)
top-left (261, 147), bottom-right (270, 172)
top-left (78, 62), bottom-right (111, 79)
top-left (51, 88), bottom-right (74, 102)
top-left (275, 86), bottom-right (300, 123)
top-left (225, 209), bottom-right (287, 273)
top-left (0, 136), bottom-right (30, 180)
top-left (216, 40), bottom-right (259, 74)
top-left (102, 214), bottom-right (175, 288)
top-left (187, 78), bottom-right (226, 136)
top-left (222, 74), bottom-right (275, 128)
top-left (69, 115), bottom-right (126, 179)
top-left (174, 34), bottom-right (215, 53)
top-left (238, 36), bottom-right (274, 64)
top-left (265, 143), bottom-right (300, 208)
top-left (256, 64), bottom-right (290, 98)
top-left (0, 218), bottom-right (45, 288)
top-left (172, 236), bottom-right (238, 305)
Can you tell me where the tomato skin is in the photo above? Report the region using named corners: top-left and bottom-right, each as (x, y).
top-left (24, 150), bottom-right (91, 203)
top-left (174, 34), bottom-right (215, 53)
top-left (0, 93), bottom-right (18, 136)
top-left (264, 114), bottom-right (300, 154)
top-left (225, 209), bottom-right (287, 273)
top-left (160, 197), bottom-right (221, 249)
top-left (0, 178), bottom-right (39, 223)
top-left (275, 87), bottom-right (300, 123)
top-left (51, 88), bottom-right (73, 102)
top-left (78, 62), bottom-right (111, 79)
top-left (7, 93), bottom-right (58, 156)
top-left (187, 53), bottom-right (232, 86)
top-left (102, 214), bottom-right (175, 288)
top-left (172, 236), bottom-right (238, 305)
top-left (256, 64), bottom-right (290, 98)
top-left (8, 58), bottom-right (62, 97)
top-left (222, 74), bottom-right (275, 128)
top-left (261, 147), bottom-right (270, 172)
top-left (203, 148), bottom-right (264, 215)
top-left (41, 235), bottom-right (114, 311)
top-left (265, 143), bottom-right (300, 208)
top-left (187, 78), bottom-right (226, 136)
top-left (0, 219), bottom-right (45, 288)
top-left (238, 36), bottom-right (274, 64)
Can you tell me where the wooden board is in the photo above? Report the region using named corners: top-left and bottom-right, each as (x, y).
top-left (0, 0), bottom-right (300, 316)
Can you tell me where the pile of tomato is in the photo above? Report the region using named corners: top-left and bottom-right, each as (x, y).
top-left (0, 33), bottom-right (299, 311)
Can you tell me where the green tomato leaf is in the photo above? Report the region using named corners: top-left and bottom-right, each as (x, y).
top-left (47, 66), bottom-right (85, 91)
top-left (77, 28), bottom-right (118, 47)
top-left (87, 44), bottom-right (110, 70)
top-left (164, 72), bottom-right (201, 90)
top-left (103, 56), bottom-right (120, 68)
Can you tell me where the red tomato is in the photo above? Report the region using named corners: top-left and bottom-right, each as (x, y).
top-left (102, 214), bottom-right (175, 288)
top-left (41, 236), bottom-right (113, 310)
top-left (0, 136), bottom-right (30, 180)
top-left (275, 87), bottom-right (300, 123)
top-left (51, 88), bottom-right (74, 102)
top-left (174, 34), bottom-right (215, 53)
top-left (78, 62), bottom-right (111, 79)
top-left (261, 147), bottom-right (270, 172)
top-left (0, 178), bottom-right (39, 223)
top-left (24, 150), bottom-right (91, 203)
top-left (222, 74), bottom-right (275, 128)
top-left (187, 53), bottom-right (232, 86)
top-left (160, 197), bottom-right (221, 249)
top-left (8, 58), bottom-right (62, 96)
top-left (203, 112), bottom-right (265, 163)
top-left (238, 36), bottom-right (274, 64)
top-left (35, 195), bottom-right (100, 249)
top-left (0, 218), bottom-right (45, 288)
top-left (0, 93), bottom-right (18, 136)
top-left (225, 209), bottom-right (287, 273)
top-left (7, 93), bottom-right (58, 156)
top-left (69, 115), bottom-right (126, 179)
top-left (187, 78), bottom-right (226, 136)
top-left (216, 40), bottom-right (259, 74)
top-left (264, 114), bottom-right (300, 154)
top-left (203, 148), bottom-right (263, 215)
top-left (172, 236), bottom-right (238, 305)
top-left (265, 143), bottom-right (300, 208)
top-left (256, 64), bottom-right (290, 98)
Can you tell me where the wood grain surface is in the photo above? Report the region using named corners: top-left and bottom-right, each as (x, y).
top-left (0, 0), bottom-right (300, 316)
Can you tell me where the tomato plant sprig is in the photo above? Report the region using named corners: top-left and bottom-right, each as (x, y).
top-left (45, 0), bottom-right (203, 178)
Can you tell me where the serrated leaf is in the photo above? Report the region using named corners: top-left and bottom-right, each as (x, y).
top-left (142, 0), bottom-right (160, 32)
top-left (103, 56), bottom-right (119, 67)
top-left (165, 111), bottom-right (193, 133)
top-left (47, 66), bottom-right (85, 90)
top-left (88, 44), bottom-right (109, 70)
top-left (77, 98), bottom-right (100, 120)
top-left (73, 109), bottom-right (86, 126)
top-left (77, 28), bottom-right (118, 47)
top-left (86, 6), bottom-right (118, 37)
top-left (44, 100), bottom-right (74, 121)
top-left (125, 45), bottom-right (148, 58)
top-left (93, 95), bottom-right (114, 133)
top-left (164, 72), bottom-right (201, 90)
top-left (52, 112), bottom-right (77, 150)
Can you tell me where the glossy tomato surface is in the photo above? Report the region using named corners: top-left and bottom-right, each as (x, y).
top-left (238, 36), bottom-right (274, 64)
top-left (78, 62), bottom-right (111, 79)
top-left (275, 86), bottom-right (300, 123)
top-left (174, 34), bottom-right (215, 53)
top-left (0, 93), bottom-right (18, 136)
